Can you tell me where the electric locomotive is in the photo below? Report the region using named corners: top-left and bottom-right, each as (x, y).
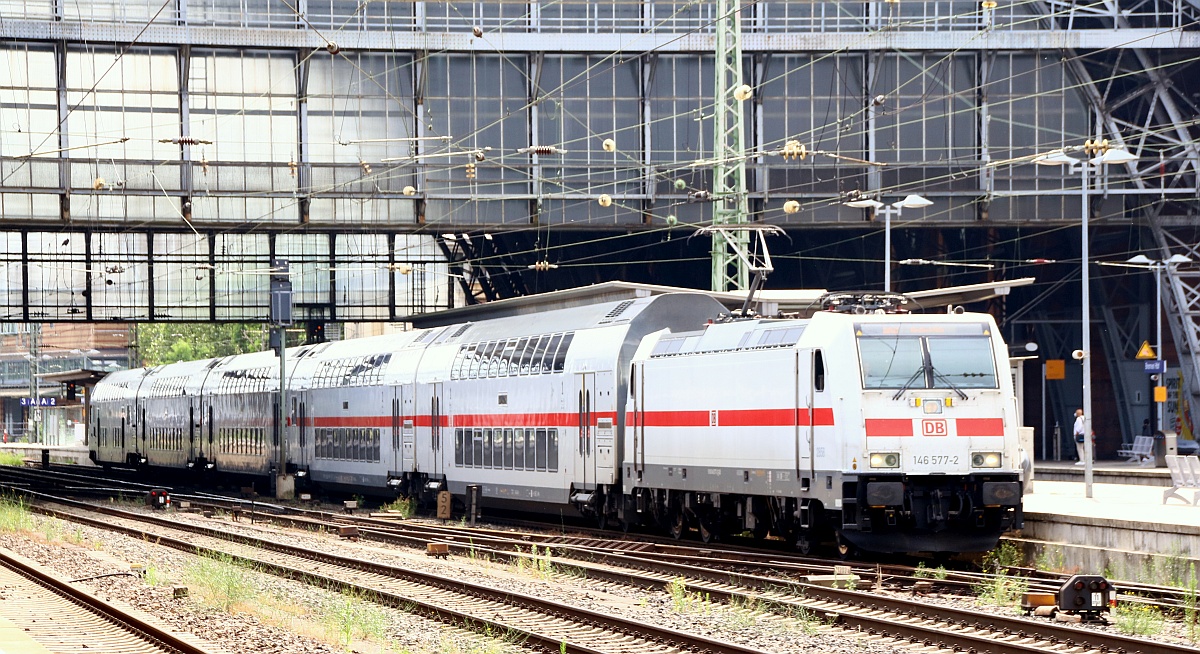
top-left (623, 305), bottom-right (1024, 554)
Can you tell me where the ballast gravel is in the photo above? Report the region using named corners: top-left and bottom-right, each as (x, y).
top-left (4, 503), bottom-right (1189, 653)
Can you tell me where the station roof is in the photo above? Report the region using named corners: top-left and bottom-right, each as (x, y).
top-left (35, 368), bottom-right (109, 386)
top-left (407, 278), bottom-right (1036, 328)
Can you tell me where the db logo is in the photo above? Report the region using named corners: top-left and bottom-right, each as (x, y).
top-left (922, 419), bottom-right (948, 436)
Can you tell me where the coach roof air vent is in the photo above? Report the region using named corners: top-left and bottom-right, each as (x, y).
top-left (598, 300), bottom-right (635, 323)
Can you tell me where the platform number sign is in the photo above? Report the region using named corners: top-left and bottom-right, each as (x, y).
top-left (922, 419), bottom-right (948, 436)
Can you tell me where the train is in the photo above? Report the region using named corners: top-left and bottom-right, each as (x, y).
top-left (89, 290), bottom-right (1025, 554)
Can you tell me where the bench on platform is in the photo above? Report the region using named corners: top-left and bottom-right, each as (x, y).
top-left (1163, 455), bottom-right (1200, 505)
top-left (1117, 435), bottom-right (1154, 464)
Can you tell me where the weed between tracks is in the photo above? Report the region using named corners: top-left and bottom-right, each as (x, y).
top-left (1113, 602), bottom-right (1166, 636)
top-left (0, 451), bottom-right (23, 467)
top-left (184, 552), bottom-right (260, 611)
top-left (0, 496), bottom-right (33, 532)
top-left (381, 496), bottom-right (417, 519)
top-left (975, 542), bottom-right (1029, 609)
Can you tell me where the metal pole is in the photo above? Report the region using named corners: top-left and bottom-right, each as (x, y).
top-left (1155, 263), bottom-right (1163, 432)
top-left (278, 326), bottom-right (286, 481)
top-left (884, 207), bottom-right (893, 292)
top-left (1041, 362), bottom-right (1047, 460)
top-left (1080, 160), bottom-right (1094, 497)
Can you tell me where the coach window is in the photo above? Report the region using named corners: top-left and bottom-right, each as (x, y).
top-left (373, 428), bottom-right (381, 461)
top-left (526, 335), bottom-right (549, 374)
top-left (455, 428), bottom-right (464, 466)
top-left (541, 335), bottom-right (562, 373)
top-left (492, 428), bottom-right (504, 466)
top-left (552, 333), bottom-right (573, 372)
top-left (814, 350), bottom-right (825, 391)
top-left (513, 427), bottom-right (525, 469)
top-left (335, 428), bottom-right (346, 459)
top-left (508, 339), bottom-right (527, 375)
top-left (503, 428), bottom-right (514, 469)
top-left (470, 429), bottom-right (482, 467)
top-left (535, 429), bottom-right (548, 471)
top-left (483, 429), bottom-right (494, 468)
top-left (548, 429), bottom-right (558, 471)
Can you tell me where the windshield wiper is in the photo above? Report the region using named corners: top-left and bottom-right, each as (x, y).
top-left (931, 367), bottom-right (969, 401)
top-left (891, 367), bottom-right (927, 400)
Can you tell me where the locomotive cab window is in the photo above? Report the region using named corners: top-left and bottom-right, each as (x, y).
top-left (856, 323), bottom-right (998, 390)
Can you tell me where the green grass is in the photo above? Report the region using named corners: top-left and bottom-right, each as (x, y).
top-left (913, 562), bottom-right (949, 580)
top-left (0, 496), bottom-right (33, 533)
top-left (0, 451), bottom-right (23, 467)
top-left (381, 496), bottom-right (416, 518)
top-left (665, 577), bottom-right (712, 614)
top-left (975, 542), bottom-right (1029, 608)
top-left (1113, 602), bottom-right (1165, 636)
top-left (323, 589), bottom-right (390, 650)
top-left (184, 552), bottom-right (260, 611)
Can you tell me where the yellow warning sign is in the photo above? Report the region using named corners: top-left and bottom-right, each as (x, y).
top-left (1136, 341), bottom-right (1157, 360)
top-left (1045, 359), bottom-right (1065, 380)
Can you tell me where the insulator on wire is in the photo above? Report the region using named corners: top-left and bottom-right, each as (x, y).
top-left (598, 194), bottom-right (613, 207)
top-left (158, 137), bottom-right (213, 146)
top-left (781, 140), bottom-right (808, 161)
top-left (359, 159), bottom-right (372, 175)
top-left (783, 200), bottom-right (801, 214)
top-left (518, 145), bottom-right (564, 156)
top-left (472, 26), bottom-right (483, 37)
top-left (601, 138), bottom-right (616, 153)
top-left (403, 185), bottom-right (416, 196)
top-left (288, 158), bottom-right (298, 177)
top-left (465, 162), bottom-right (476, 180)
top-left (733, 84), bottom-right (753, 101)
top-left (325, 41), bottom-right (341, 55)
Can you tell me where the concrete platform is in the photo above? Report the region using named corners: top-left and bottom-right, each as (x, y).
top-left (1014, 463), bottom-right (1200, 583)
top-left (0, 444), bottom-right (94, 467)
top-left (1033, 459), bottom-right (1171, 487)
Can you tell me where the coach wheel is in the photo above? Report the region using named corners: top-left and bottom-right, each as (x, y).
top-left (596, 511), bottom-right (609, 530)
top-left (668, 509), bottom-right (687, 540)
top-left (796, 534), bottom-right (813, 556)
top-left (698, 519), bottom-right (718, 544)
top-left (836, 533), bottom-right (857, 560)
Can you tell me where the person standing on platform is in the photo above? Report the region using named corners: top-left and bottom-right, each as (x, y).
top-left (1073, 408), bottom-right (1088, 465)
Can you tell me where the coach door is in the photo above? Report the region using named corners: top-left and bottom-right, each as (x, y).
top-left (429, 382), bottom-right (444, 474)
top-left (576, 373), bottom-right (595, 488)
top-left (392, 385), bottom-right (415, 472)
top-left (632, 363), bottom-right (645, 477)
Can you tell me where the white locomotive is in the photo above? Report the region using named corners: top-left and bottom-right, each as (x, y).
top-left (89, 291), bottom-right (1023, 554)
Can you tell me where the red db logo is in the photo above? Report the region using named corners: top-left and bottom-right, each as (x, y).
top-left (922, 419), bottom-right (948, 436)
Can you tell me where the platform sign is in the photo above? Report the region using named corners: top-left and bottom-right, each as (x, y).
top-left (1136, 341), bottom-right (1157, 360)
top-left (1144, 360), bottom-right (1166, 374)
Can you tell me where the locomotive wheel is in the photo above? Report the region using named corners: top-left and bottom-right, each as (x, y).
top-left (668, 510), bottom-right (687, 540)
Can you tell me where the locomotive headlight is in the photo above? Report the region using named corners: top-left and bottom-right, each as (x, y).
top-left (869, 452), bottom-right (900, 468)
top-left (971, 451), bottom-right (1002, 468)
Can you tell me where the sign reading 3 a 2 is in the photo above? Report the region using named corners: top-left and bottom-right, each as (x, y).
top-left (922, 418), bottom-right (948, 436)
top-left (20, 397), bottom-right (56, 407)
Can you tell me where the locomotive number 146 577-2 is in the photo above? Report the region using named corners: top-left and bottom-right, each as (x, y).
top-left (912, 455), bottom-right (959, 466)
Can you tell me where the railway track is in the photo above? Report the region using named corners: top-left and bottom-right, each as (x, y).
top-left (10, 489), bottom-right (774, 654)
top-left (0, 545), bottom-right (221, 654)
top-left (8, 487), bottom-right (1197, 654)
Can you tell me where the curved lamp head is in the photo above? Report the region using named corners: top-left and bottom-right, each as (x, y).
top-left (893, 194), bottom-right (932, 209)
top-left (845, 199), bottom-right (884, 209)
top-left (1093, 148), bottom-right (1138, 165)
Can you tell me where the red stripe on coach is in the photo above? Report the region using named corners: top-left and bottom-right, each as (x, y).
top-left (719, 408), bottom-right (793, 427)
top-left (955, 418), bottom-right (1004, 437)
top-left (865, 418), bottom-right (914, 437)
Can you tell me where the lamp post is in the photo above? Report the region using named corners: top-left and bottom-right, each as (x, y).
top-left (1100, 253), bottom-right (1191, 432)
top-left (843, 194), bottom-right (933, 292)
top-left (1035, 144), bottom-right (1137, 497)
